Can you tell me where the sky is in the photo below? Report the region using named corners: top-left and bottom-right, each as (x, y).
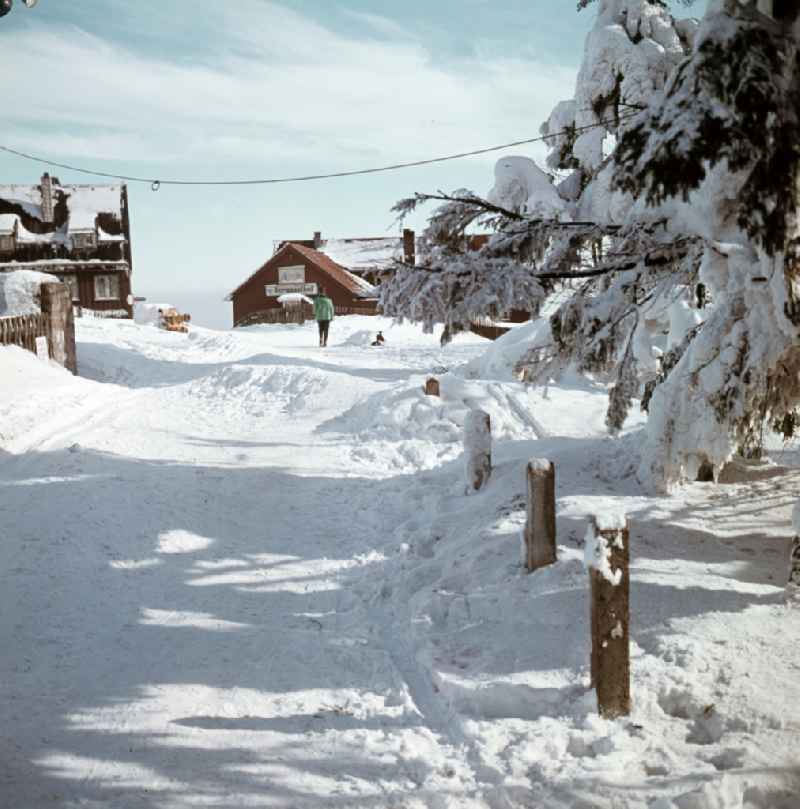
top-left (0, 0), bottom-right (696, 328)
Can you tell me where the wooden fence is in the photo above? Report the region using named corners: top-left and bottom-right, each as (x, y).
top-left (0, 283), bottom-right (77, 374)
top-left (0, 313), bottom-right (48, 354)
top-left (334, 305), bottom-right (380, 316)
top-left (237, 303), bottom-right (378, 327)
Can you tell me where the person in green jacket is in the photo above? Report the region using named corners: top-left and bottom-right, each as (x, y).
top-left (313, 287), bottom-right (334, 347)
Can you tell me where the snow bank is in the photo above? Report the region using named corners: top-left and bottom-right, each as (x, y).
top-left (133, 302), bottom-right (174, 326)
top-left (325, 375), bottom-right (544, 450)
top-left (463, 317), bottom-right (551, 381)
top-left (0, 344), bottom-right (115, 452)
top-left (184, 363), bottom-right (332, 417)
top-left (0, 269), bottom-right (61, 316)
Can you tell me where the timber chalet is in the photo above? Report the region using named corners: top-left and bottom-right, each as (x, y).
top-left (226, 230), bottom-right (416, 327)
top-left (0, 173), bottom-right (134, 317)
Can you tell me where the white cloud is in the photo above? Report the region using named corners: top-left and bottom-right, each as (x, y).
top-left (3, 1), bottom-right (576, 175)
top-left (338, 8), bottom-right (411, 40)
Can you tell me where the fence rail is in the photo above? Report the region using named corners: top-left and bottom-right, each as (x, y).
top-left (0, 282), bottom-right (77, 373)
top-left (237, 304), bottom-right (378, 327)
top-left (0, 313), bottom-right (48, 354)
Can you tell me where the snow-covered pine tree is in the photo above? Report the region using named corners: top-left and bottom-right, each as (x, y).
top-left (528, 0), bottom-right (701, 436)
top-left (383, 0), bottom-right (800, 489)
top-left (381, 0), bottom-right (698, 424)
top-left (609, 0), bottom-right (800, 487)
top-left (381, 0), bottom-right (694, 350)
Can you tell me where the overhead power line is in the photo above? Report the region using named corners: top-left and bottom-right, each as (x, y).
top-left (0, 112), bottom-right (639, 189)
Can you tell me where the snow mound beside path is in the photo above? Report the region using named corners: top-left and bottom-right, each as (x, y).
top-left (0, 345), bottom-right (121, 453)
top-left (185, 363), bottom-right (331, 416)
top-left (463, 318), bottom-right (551, 381)
top-left (323, 374), bottom-right (547, 452)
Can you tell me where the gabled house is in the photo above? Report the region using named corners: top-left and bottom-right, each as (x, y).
top-left (275, 230), bottom-right (416, 286)
top-left (226, 241), bottom-right (379, 328)
top-left (0, 173), bottom-right (134, 317)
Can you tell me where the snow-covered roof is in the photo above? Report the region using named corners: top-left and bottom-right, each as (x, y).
top-left (0, 185), bottom-right (43, 218)
top-left (66, 185), bottom-right (122, 231)
top-left (98, 226), bottom-right (125, 242)
top-left (319, 238), bottom-right (404, 272)
top-left (15, 217), bottom-right (67, 245)
top-left (0, 214), bottom-right (18, 235)
top-left (0, 259), bottom-right (128, 269)
top-left (0, 179), bottom-right (125, 237)
top-left (290, 244), bottom-right (377, 297)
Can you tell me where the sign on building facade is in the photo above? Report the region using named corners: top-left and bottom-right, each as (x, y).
top-left (265, 283), bottom-right (318, 296)
top-left (264, 264), bottom-right (318, 297)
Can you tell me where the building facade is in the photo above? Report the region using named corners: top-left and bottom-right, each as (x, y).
top-left (227, 242), bottom-right (378, 327)
top-left (0, 174), bottom-right (134, 317)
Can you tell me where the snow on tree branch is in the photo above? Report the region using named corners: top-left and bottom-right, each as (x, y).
top-left (613, 0), bottom-right (800, 256)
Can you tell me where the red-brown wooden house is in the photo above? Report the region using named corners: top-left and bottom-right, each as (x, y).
top-left (227, 242), bottom-right (379, 328)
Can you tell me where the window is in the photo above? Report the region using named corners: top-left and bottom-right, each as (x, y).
top-left (0, 234), bottom-right (14, 253)
top-left (72, 232), bottom-right (96, 249)
top-left (60, 275), bottom-right (80, 301)
top-left (278, 265), bottom-right (305, 284)
top-left (94, 274), bottom-right (120, 301)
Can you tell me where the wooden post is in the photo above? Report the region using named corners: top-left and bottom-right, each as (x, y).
top-left (41, 282), bottom-right (77, 374)
top-left (525, 459), bottom-right (556, 571)
top-left (586, 515), bottom-right (630, 718)
top-left (464, 409), bottom-right (491, 491)
top-left (424, 377), bottom-right (440, 396)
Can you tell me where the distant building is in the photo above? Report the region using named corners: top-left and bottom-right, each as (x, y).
top-left (0, 173), bottom-right (134, 317)
top-left (274, 230), bottom-right (417, 286)
top-left (226, 241), bottom-right (380, 328)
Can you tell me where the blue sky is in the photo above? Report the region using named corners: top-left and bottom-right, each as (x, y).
top-left (1, 1), bottom-right (693, 327)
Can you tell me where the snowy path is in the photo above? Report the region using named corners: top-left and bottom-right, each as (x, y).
top-left (3, 318), bottom-right (800, 809)
top-left (1, 320), bottom-right (506, 808)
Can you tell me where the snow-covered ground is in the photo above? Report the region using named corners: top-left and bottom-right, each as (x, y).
top-left (1, 316), bottom-right (798, 809)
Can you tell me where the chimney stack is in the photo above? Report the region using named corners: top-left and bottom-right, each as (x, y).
top-left (313, 231), bottom-right (322, 248)
top-left (403, 228), bottom-right (415, 266)
top-left (40, 172), bottom-right (54, 224)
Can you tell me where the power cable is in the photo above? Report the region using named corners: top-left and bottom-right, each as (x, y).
top-left (0, 112), bottom-right (639, 189)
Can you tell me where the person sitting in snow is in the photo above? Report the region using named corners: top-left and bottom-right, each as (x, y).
top-left (312, 287), bottom-right (334, 347)
top-left (371, 331), bottom-right (385, 347)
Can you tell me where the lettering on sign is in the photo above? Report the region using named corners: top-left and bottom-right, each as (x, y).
top-left (265, 283), bottom-right (318, 297)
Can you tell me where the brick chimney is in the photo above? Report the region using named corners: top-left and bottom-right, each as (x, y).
top-left (40, 172), bottom-right (54, 224)
top-left (313, 231), bottom-right (323, 249)
top-left (403, 228), bottom-right (415, 266)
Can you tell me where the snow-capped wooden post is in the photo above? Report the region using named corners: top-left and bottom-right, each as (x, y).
top-left (464, 409), bottom-right (491, 491)
top-left (585, 513), bottom-right (630, 718)
top-left (424, 377), bottom-right (440, 397)
top-left (524, 458), bottom-right (556, 571)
